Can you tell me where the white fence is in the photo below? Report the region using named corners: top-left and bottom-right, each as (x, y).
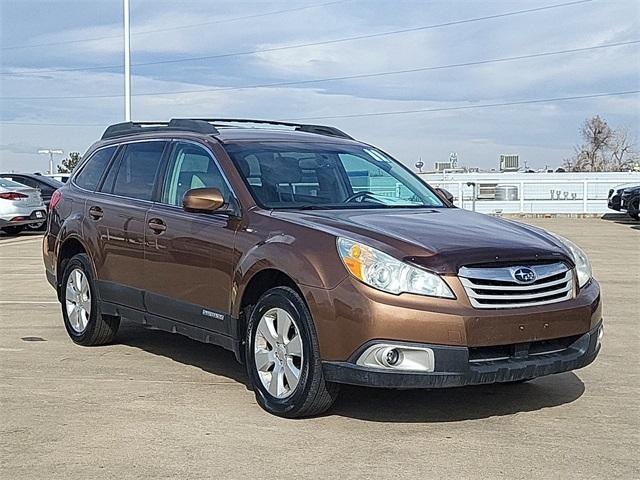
top-left (417, 172), bottom-right (640, 215)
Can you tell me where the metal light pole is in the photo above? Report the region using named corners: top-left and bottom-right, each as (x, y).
top-left (123, 0), bottom-right (131, 121)
top-left (38, 149), bottom-right (64, 175)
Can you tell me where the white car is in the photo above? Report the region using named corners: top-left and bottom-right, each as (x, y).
top-left (0, 178), bottom-right (47, 235)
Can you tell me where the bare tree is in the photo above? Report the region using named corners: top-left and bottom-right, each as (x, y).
top-left (564, 116), bottom-right (637, 172)
top-left (609, 127), bottom-right (639, 171)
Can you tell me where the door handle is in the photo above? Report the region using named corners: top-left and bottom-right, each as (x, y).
top-left (148, 218), bottom-right (167, 233)
top-left (88, 206), bottom-right (103, 219)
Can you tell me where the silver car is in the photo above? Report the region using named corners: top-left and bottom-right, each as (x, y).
top-left (0, 178), bottom-right (47, 235)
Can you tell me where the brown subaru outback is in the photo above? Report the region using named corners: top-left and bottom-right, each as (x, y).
top-left (43, 118), bottom-right (603, 417)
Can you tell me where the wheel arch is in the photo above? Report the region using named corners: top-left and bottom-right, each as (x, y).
top-left (232, 263), bottom-right (312, 363)
top-left (55, 235), bottom-right (95, 298)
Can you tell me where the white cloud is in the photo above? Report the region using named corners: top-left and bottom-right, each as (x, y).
top-left (1, 0), bottom-right (639, 172)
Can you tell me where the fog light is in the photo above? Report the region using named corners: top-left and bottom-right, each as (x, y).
top-left (356, 343), bottom-right (435, 372)
top-left (377, 347), bottom-right (401, 367)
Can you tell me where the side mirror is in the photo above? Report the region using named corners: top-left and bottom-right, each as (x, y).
top-left (183, 188), bottom-right (225, 213)
top-left (436, 187), bottom-right (454, 204)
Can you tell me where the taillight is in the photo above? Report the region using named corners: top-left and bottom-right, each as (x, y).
top-left (0, 192), bottom-right (28, 200)
top-left (49, 189), bottom-right (62, 210)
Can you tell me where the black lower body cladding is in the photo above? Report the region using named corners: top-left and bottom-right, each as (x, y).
top-left (322, 321), bottom-right (602, 388)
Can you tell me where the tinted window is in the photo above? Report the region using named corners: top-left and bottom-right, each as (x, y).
top-left (1, 175), bottom-right (54, 194)
top-left (110, 142), bottom-right (166, 201)
top-left (9, 176), bottom-right (38, 188)
top-left (162, 142), bottom-right (230, 206)
top-left (75, 147), bottom-right (117, 191)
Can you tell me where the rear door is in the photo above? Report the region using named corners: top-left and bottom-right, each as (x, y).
top-left (86, 140), bottom-right (168, 310)
top-left (144, 140), bottom-right (239, 335)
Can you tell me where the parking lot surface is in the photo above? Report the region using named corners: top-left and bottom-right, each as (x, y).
top-left (1, 217), bottom-right (638, 479)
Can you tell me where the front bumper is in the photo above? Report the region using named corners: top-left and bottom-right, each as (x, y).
top-left (323, 321), bottom-right (602, 388)
top-left (607, 194), bottom-right (622, 211)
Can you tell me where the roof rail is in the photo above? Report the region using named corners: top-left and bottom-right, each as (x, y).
top-left (191, 118), bottom-right (354, 140)
top-left (101, 118), bottom-right (353, 141)
top-left (101, 119), bottom-right (219, 140)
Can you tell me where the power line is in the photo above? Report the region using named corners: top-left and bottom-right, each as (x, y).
top-left (0, 0), bottom-right (594, 76)
top-left (1, 90), bottom-right (637, 127)
top-left (0, 0), bottom-right (350, 51)
top-left (2, 39), bottom-right (637, 101)
top-left (282, 90), bottom-right (640, 121)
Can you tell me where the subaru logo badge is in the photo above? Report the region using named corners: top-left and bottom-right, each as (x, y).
top-left (512, 267), bottom-right (537, 284)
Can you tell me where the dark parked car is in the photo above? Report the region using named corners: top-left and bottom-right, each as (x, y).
top-left (607, 183), bottom-right (639, 213)
top-left (621, 186), bottom-right (640, 220)
top-left (43, 118), bottom-right (603, 417)
top-left (0, 173), bottom-right (63, 230)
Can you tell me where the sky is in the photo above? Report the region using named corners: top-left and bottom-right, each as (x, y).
top-left (0, 0), bottom-right (639, 173)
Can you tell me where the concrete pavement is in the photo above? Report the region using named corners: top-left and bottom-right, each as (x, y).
top-left (0, 217), bottom-right (638, 479)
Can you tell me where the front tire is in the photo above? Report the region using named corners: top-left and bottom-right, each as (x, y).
top-left (245, 287), bottom-right (339, 418)
top-left (61, 254), bottom-right (120, 346)
top-left (628, 198), bottom-right (639, 220)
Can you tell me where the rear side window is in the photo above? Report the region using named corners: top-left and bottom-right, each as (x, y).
top-left (74, 146), bottom-right (117, 191)
top-left (109, 142), bottom-right (166, 201)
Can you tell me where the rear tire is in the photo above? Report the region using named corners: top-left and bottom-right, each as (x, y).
top-left (245, 286), bottom-right (339, 418)
top-left (61, 253), bottom-right (120, 346)
top-left (1, 226), bottom-right (24, 236)
top-left (26, 221), bottom-right (46, 231)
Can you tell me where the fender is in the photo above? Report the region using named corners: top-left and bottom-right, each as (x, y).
top-left (230, 232), bottom-right (347, 319)
top-left (55, 214), bottom-right (98, 286)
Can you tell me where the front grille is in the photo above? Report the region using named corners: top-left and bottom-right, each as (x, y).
top-left (459, 262), bottom-right (574, 309)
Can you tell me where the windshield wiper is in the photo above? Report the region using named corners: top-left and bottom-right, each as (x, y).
top-left (294, 205), bottom-right (331, 210)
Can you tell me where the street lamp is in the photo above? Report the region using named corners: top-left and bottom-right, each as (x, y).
top-left (123, 0), bottom-right (131, 121)
top-left (38, 149), bottom-right (64, 174)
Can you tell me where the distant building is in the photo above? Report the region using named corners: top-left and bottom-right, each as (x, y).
top-left (434, 161), bottom-right (455, 172)
top-left (500, 154), bottom-right (520, 172)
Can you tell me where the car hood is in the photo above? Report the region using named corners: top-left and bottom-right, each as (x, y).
top-left (622, 185), bottom-right (640, 196)
top-left (272, 207), bottom-right (572, 274)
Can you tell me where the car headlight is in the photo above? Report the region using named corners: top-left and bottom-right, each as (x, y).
top-left (336, 237), bottom-right (455, 298)
top-left (549, 233), bottom-right (592, 288)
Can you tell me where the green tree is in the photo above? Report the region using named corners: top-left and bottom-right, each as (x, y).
top-left (57, 152), bottom-right (81, 173)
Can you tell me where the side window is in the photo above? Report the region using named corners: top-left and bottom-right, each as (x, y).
top-left (110, 142), bottom-right (166, 201)
top-left (74, 146), bottom-right (117, 191)
top-left (162, 142), bottom-right (230, 206)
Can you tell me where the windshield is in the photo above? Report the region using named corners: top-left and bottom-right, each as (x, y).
top-left (225, 142), bottom-right (445, 209)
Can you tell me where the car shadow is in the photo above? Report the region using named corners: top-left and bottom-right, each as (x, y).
top-left (329, 374), bottom-right (584, 422)
top-left (115, 321), bottom-right (585, 423)
top-left (600, 213), bottom-right (640, 229)
top-left (115, 322), bottom-right (250, 388)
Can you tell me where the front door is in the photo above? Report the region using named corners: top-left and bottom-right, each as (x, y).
top-left (144, 141), bottom-right (239, 335)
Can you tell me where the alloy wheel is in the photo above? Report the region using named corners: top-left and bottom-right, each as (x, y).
top-left (254, 307), bottom-right (304, 399)
top-left (65, 268), bottom-right (91, 333)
